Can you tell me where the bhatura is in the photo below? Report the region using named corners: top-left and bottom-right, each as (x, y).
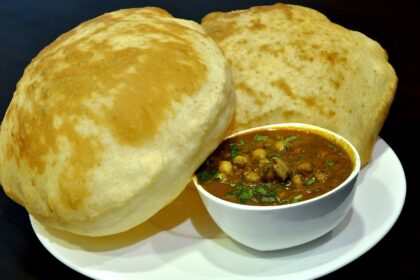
top-left (0, 7), bottom-right (235, 236)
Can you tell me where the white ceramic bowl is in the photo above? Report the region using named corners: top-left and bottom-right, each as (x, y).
top-left (193, 123), bottom-right (361, 251)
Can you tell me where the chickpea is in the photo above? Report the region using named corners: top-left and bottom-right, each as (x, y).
top-left (232, 155), bottom-right (248, 167)
top-left (297, 162), bottom-right (313, 175)
top-left (244, 171), bottom-right (261, 183)
top-left (252, 148), bottom-right (267, 160)
top-left (274, 140), bottom-right (289, 151)
top-left (218, 161), bottom-right (233, 175)
top-left (291, 174), bottom-right (304, 187)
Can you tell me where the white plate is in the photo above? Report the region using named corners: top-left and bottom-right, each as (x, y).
top-left (30, 138), bottom-right (406, 280)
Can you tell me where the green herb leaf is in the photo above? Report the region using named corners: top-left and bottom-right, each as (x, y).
top-left (269, 188), bottom-right (277, 197)
top-left (197, 169), bottom-right (221, 183)
top-left (284, 136), bottom-right (298, 142)
top-left (235, 182), bottom-right (245, 189)
top-left (257, 185), bottom-right (267, 195)
top-left (304, 178), bottom-right (317, 186)
top-left (275, 197), bottom-right (289, 204)
top-left (230, 139), bottom-right (245, 158)
top-left (268, 153), bottom-right (282, 159)
top-left (293, 194), bottom-right (303, 202)
top-left (262, 182), bottom-right (273, 188)
top-left (261, 196), bottom-right (276, 202)
top-left (326, 143), bottom-right (337, 150)
top-left (230, 147), bottom-right (239, 159)
top-left (211, 170), bottom-right (222, 180)
top-left (216, 174), bottom-right (224, 180)
top-left (226, 183), bottom-right (254, 203)
top-left (324, 160), bottom-right (335, 168)
top-left (239, 188), bottom-right (253, 203)
top-left (254, 135), bottom-right (269, 141)
top-left (197, 171), bottom-right (208, 182)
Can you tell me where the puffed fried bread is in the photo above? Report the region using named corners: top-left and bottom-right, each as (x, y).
top-left (0, 7), bottom-right (235, 236)
top-left (202, 3), bottom-right (397, 166)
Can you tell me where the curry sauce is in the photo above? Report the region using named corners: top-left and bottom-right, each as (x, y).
top-left (196, 128), bottom-right (353, 206)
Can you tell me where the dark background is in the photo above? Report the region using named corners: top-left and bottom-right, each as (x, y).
top-left (1, 0), bottom-right (419, 279)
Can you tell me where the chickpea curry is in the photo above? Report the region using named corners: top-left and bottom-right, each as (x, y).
top-left (196, 128), bottom-right (354, 206)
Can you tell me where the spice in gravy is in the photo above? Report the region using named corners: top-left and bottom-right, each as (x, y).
top-left (196, 128), bottom-right (353, 206)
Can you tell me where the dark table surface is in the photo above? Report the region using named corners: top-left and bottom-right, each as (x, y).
top-left (1, 0), bottom-right (419, 279)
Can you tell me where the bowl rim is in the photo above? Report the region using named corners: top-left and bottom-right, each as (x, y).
top-left (193, 122), bottom-right (361, 211)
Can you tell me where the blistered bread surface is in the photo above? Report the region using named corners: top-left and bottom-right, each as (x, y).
top-left (202, 3), bottom-right (397, 166)
top-left (0, 7), bottom-right (235, 236)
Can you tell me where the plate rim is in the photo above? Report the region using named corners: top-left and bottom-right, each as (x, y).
top-left (29, 138), bottom-right (407, 280)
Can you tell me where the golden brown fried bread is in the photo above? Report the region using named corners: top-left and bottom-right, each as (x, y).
top-left (202, 3), bottom-right (397, 166)
top-left (0, 7), bottom-right (235, 236)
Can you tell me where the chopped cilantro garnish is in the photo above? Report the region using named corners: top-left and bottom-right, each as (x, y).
top-left (275, 197), bottom-right (290, 204)
top-left (239, 189), bottom-right (253, 202)
top-left (293, 194), bottom-right (303, 202)
top-left (197, 171), bottom-right (209, 181)
top-left (284, 135), bottom-right (298, 142)
top-left (197, 169), bottom-right (221, 183)
top-left (254, 135), bottom-right (269, 141)
top-left (325, 160), bottom-right (335, 168)
top-left (257, 185), bottom-right (267, 195)
top-left (210, 170), bottom-right (222, 180)
top-left (226, 183), bottom-right (253, 203)
top-left (230, 139), bottom-right (245, 158)
top-left (261, 196), bottom-right (276, 202)
top-left (304, 178), bottom-right (317, 186)
top-left (268, 187), bottom-right (277, 197)
top-left (226, 182), bottom-right (282, 204)
top-left (255, 183), bottom-right (277, 204)
top-left (326, 143), bottom-right (337, 150)
top-left (268, 153), bottom-right (282, 159)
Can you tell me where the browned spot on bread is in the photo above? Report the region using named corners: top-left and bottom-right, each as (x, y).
top-left (298, 53), bottom-right (314, 62)
top-left (250, 19), bottom-right (266, 30)
top-left (282, 110), bottom-right (295, 119)
top-left (329, 78), bottom-right (341, 89)
top-left (237, 82), bottom-right (256, 95)
top-left (301, 96), bottom-right (327, 117)
top-left (200, 19), bottom-right (237, 42)
top-left (271, 79), bottom-right (295, 99)
top-left (329, 97), bottom-right (337, 104)
top-left (302, 96), bottom-right (317, 107)
top-left (320, 50), bottom-right (347, 66)
top-left (251, 3), bottom-right (294, 20)
top-left (301, 29), bottom-right (315, 36)
top-left (5, 9), bottom-right (207, 210)
top-left (236, 82), bottom-right (269, 106)
top-left (259, 44), bottom-right (284, 56)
